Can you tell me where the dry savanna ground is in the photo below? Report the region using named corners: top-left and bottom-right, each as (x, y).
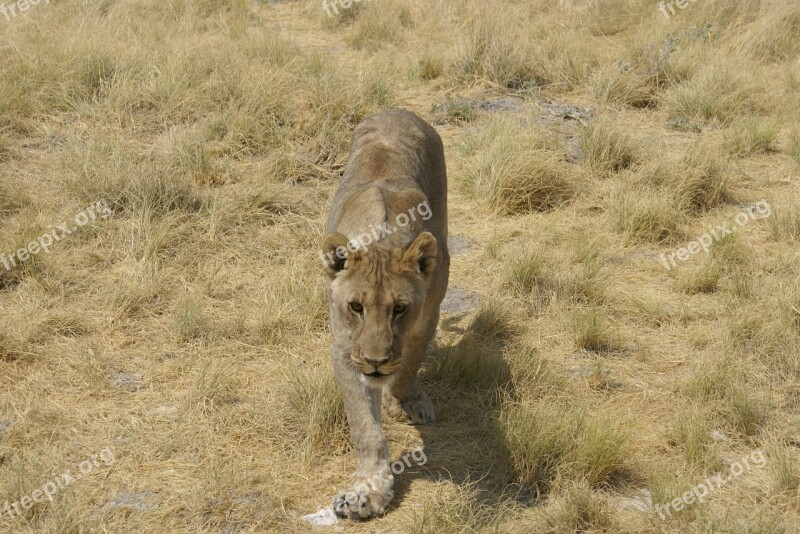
top-left (0, 0), bottom-right (799, 532)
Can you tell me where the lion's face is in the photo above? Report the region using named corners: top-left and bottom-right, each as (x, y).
top-left (322, 232), bottom-right (438, 380)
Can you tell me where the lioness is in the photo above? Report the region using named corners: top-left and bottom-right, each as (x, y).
top-left (321, 109), bottom-right (449, 520)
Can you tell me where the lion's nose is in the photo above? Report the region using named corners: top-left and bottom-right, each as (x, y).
top-left (365, 357), bottom-right (389, 368)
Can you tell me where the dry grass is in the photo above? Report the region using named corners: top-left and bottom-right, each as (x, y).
top-left (723, 118), bottom-right (780, 157)
top-left (609, 183), bottom-right (685, 244)
top-left (661, 59), bottom-right (764, 125)
top-left (0, 0), bottom-right (798, 532)
top-left (460, 116), bottom-right (575, 214)
top-left (501, 398), bottom-right (629, 493)
top-left (580, 117), bottom-right (641, 177)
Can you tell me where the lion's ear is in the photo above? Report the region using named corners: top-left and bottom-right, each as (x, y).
top-left (402, 232), bottom-right (437, 276)
top-left (321, 232), bottom-right (350, 278)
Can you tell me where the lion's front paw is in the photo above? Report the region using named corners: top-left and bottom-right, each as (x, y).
top-left (385, 389), bottom-right (435, 425)
top-left (332, 483), bottom-right (392, 520)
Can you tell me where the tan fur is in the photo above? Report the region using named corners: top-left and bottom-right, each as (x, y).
top-left (321, 109), bottom-right (449, 520)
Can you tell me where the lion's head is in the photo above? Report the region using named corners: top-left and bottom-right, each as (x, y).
top-left (321, 231), bottom-right (438, 381)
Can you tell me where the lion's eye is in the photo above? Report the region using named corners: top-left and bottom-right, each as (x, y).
top-left (349, 301), bottom-right (363, 314)
top-left (393, 303), bottom-right (408, 315)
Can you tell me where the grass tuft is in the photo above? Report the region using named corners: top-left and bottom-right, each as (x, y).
top-left (768, 444), bottom-right (800, 494)
top-left (282, 365), bottom-right (348, 461)
top-left (610, 184), bottom-right (684, 244)
top-left (675, 261), bottom-right (722, 294)
top-left (405, 481), bottom-right (514, 533)
top-left (502, 247), bottom-right (557, 305)
top-left (672, 405), bottom-right (719, 468)
top-left (544, 482), bottom-right (616, 533)
top-left (501, 400), bottom-right (628, 493)
top-left (431, 95), bottom-right (476, 124)
top-left (462, 117), bottom-right (574, 214)
top-left (662, 61), bottom-right (762, 125)
top-left (723, 118), bottom-right (779, 156)
top-left (768, 202), bottom-right (800, 241)
top-left (574, 309), bottom-right (626, 353)
top-left (501, 400), bottom-right (572, 494)
top-left (673, 147), bottom-right (731, 212)
top-left (451, 13), bottom-right (537, 89)
top-left (173, 294), bottom-right (211, 342)
top-left (580, 118), bottom-right (640, 176)
top-left (345, 0), bottom-right (413, 50)
top-left (684, 356), bottom-right (767, 436)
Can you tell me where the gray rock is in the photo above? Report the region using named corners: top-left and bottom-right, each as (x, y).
top-left (107, 490), bottom-right (156, 511)
top-left (537, 98), bottom-right (595, 123)
top-left (615, 488), bottom-right (653, 512)
top-left (447, 235), bottom-right (472, 257)
top-left (303, 508), bottom-right (338, 526)
top-left (441, 287), bottom-right (479, 315)
top-left (476, 97), bottom-right (525, 113)
top-left (111, 372), bottom-right (142, 393)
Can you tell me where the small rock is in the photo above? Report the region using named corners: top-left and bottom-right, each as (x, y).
top-left (616, 489), bottom-right (653, 512)
top-left (710, 430), bottom-right (729, 442)
top-left (476, 97), bottom-right (524, 114)
top-left (303, 508), bottom-right (338, 526)
top-left (565, 136), bottom-right (583, 163)
top-left (107, 490), bottom-right (155, 512)
top-left (537, 98), bottom-right (595, 122)
top-left (232, 493), bottom-right (260, 505)
top-left (441, 287), bottom-right (480, 315)
top-left (111, 372), bottom-right (142, 393)
top-left (447, 235), bottom-right (472, 257)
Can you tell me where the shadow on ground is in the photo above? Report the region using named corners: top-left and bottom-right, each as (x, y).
top-left (389, 303), bottom-right (534, 524)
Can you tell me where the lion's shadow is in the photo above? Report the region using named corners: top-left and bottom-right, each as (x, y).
top-left (388, 304), bottom-right (535, 518)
